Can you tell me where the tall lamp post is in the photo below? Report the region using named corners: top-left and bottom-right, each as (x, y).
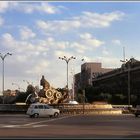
top-left (71, 68), bottom-right (75, 101)
top-left (0, 52), bottom-right (12, 104)
top-left (120, 46), bottom-right (131, 108)
top-left (80, 58), bottom-right (85, 89)
top-left (58, 56), bottom-right (76, 100)
top-left (120, 58), bottom-right (131, 108)
top-left (81, 58), bottom-right (86, 114)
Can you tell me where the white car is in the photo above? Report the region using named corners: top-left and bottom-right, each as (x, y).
top-left (26, 102), bottom-right (60, 118)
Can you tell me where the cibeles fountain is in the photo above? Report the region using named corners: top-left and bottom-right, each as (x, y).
top-left (25, 75), bottom-right (69, 104)
top-left (24, 75), bottom-right (122, 115)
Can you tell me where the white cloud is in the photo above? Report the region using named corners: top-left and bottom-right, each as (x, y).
top-left (0, 16), bottom-right (4, 26)
top-left (26, 59), bottom-right (50, 75)
top-left (36, 11), bottom-right (125, 34)
top-left (12, 2), bottom-right (58, 14)
top-left (1, 33), bottom-right (16, 48)
top-left (0, 1), bottom-right (18, 13)
top-left (36, 20), bottom-right (81, 33)
top-left (16, 54), bottom-right (28, 63)
top-left (79, 11), bottom-right (125, 28)
top-left (0, 33), bottom-right (49, 53)
top-left (80, 33), bottom-right (92, 39)
top-left (38, 38), bottom-right (70, 50)
top-left (0, 1), bottom-right (59, 14)
top-left (54, 50), bottom-right (75, 59)
top-left (0, 1), bottom-right (9, 13)
top-left (112, 39), bottom-right (122, 46)
top-left (19, 26), bottom-right (36, 40)
top-left (80, 33), bottom-right (105, 49)
top-left (70, 42), bottom-right (86, 54)
top-left (102, 47), bottom-right (110, 56)
top-left (83, 37), bottom-right (104, 48)
top-left (36, 20), bottom-right (49, 30)
top-left (37, 2), bottom-right (58, 14)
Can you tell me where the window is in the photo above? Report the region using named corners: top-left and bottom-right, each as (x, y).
top-left (44, 105), bottom-right (49, 109)
top-left (34, 105), bottom-right (38, 109)
top-left (38, 105), bottom-right (44, 109)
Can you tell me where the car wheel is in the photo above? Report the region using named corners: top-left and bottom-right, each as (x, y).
top-left (34, 113), bottom-right (39, 118)
top-left (54, 112), bottom-right (59, 118)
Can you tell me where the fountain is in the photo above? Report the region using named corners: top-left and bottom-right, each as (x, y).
top-left (25, 75), bottom-right (69, 104)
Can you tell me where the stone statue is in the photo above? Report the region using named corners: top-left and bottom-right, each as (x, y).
top-left (25, 75), bottom-right (69, 104)
top-left (40, 75), bottom-right (50, 90)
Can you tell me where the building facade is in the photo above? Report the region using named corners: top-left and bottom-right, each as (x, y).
top-left (74, 62), bottom-right (113, 94)
top-left (92, 58), bottom-right (140, 105)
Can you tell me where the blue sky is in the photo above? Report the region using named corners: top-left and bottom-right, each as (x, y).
top-left (0, 1), bottom-right (140, 93)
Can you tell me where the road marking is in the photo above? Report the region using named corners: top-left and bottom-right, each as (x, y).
top-left (0, 115), bottom-right (78, 128)
top-left (32, 125), bottom-right (48, 128)
top-left (2, 124), bottom-right (48, 128)
top-left (2, 125), bottom-right (21, 128)
top-left (0, 114), bottom-right (80, 128)
top-left (23, 114), bottom-right (78, 126)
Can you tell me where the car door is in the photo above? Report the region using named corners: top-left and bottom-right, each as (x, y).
top-left (44, 105), bottom-right (52, 116)
top-left (38, 105), bottom-right (44, 116)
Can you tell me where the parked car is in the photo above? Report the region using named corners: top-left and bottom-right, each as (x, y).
top-left (133, 105), bottom-right (140, 117)
top-left (26, 102), bottom-right (60, 118)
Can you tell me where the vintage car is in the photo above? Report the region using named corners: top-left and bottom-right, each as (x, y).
top-left (26, 102), bottom-right (60, 118)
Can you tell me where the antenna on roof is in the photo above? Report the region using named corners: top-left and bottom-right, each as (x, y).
top-left (123, 46), bottom-right (125, 62)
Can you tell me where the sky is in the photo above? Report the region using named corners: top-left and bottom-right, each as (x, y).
top-left (0, 0), bottom-right (140, 94)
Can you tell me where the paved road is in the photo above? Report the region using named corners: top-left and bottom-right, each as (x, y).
top-left (0, 113), bottom-right (140, 138)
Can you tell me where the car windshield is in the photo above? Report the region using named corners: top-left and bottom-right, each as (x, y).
top-left (47, 105), bottom-right (53, 108)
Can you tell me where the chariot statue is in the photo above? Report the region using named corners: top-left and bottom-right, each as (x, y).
top-left (26, 75), bottom-right (69, 104)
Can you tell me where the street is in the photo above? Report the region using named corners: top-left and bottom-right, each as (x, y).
top-left (0, 113), bottom-right (140, 138)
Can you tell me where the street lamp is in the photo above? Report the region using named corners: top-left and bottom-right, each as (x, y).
top-left (120, 58), bottom-right (131, 108)
top-left (71, 68), bottom-right (75, 101)
top-left (59, 56), bottom-right (76, 100)
top-left (120, 46), bottom-right (131, 108)
top-left (80, 58), bottom-right (85, 89)
top-left (0, 52), bottom-right (12, 104)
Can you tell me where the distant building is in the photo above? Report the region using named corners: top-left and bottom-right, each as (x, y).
top-left (74, 62), bottom-right (113, 94)
top-left (91, 58), bottom-right (140, 105)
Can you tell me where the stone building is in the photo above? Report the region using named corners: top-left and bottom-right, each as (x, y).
top-left (92, 58), bottom-right (140, 105)
top-left (74, 62), bottom-right (113, 94)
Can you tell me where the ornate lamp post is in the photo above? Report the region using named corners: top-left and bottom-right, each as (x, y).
top-left (59, 56), bottom-right (76, 100)
top-left (0, 52), bottom-right (12, 104)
